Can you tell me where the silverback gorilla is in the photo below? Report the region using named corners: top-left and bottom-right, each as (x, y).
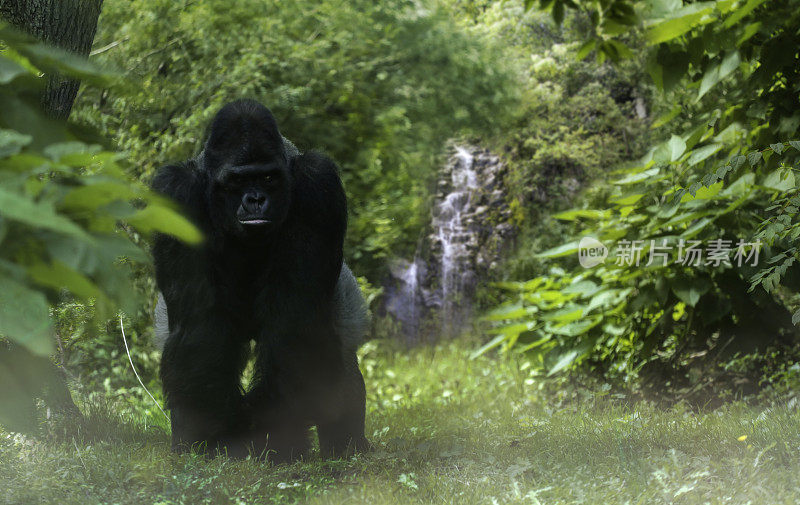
top-left (151, 99), bottom-right (370, 461)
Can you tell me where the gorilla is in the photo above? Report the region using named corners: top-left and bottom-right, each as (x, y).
top-left (151, 99), bottom-right (370, 461)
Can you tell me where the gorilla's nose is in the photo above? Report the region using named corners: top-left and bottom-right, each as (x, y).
top-left (243, 192), bottom-right (267, 213)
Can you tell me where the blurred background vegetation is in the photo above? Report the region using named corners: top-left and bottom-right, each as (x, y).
top-left (1, 0), bottom-right (799, 436)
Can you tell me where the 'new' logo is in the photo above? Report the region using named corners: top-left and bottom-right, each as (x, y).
top-left (578, 237), bottom-right (608, 268)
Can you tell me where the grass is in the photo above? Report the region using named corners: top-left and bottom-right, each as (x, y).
top-left (2, 339), bottom-right (800, 504)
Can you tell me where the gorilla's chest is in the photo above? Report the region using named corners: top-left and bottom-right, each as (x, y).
top-left (207, 246), bottom-right (327, 328)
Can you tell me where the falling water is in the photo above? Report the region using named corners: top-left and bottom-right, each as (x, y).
top-left (384, 145), bottom-right (487, 342)
top-left (433, 147), bottom-right (479, 331)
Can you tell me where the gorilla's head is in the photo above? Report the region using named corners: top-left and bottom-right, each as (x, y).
top-left (201, 99), bottom-right (292, 238)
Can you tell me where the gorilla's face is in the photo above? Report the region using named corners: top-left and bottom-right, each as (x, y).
top-left (211, 161), bottom-right (291, 238)
top-left (201, 100), bottom-right (292, 240)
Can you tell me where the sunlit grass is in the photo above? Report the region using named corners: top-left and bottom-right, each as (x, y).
top-left (2, 339), bottom-right (799, 504)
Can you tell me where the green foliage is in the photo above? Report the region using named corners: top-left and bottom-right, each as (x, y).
top-left (523, 0), bottom-right (799, 145)
top-left (471, 5), bottom-right (653, 282)
top-left (486, 0), bottom-right (800, 380)
top-left (0, 25), bottom-right (198, 431)
top-left (483, 143), bottom-right (799, 376)
top-left (74, 0), bottom-right (518, 279)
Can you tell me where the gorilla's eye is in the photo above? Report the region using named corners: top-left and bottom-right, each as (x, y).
top-left (264, 175), bottom-right (274, 183)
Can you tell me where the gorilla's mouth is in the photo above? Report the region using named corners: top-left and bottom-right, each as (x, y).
top-left (239, 218), bottom-right (271, 226)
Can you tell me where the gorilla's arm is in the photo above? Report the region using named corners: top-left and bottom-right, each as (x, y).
top-left (151, 161), bottom-right (250, 453)
top-left (285, 151), bottom-right (348, 299)
top-left (151, 161), bottom-right (207, 216)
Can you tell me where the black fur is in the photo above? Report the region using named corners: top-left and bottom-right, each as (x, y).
top-left (152, 99), bottom-right (368, 461)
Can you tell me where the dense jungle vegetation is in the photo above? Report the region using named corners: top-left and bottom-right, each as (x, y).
top-left (1, 0), bottom-right (799, 503)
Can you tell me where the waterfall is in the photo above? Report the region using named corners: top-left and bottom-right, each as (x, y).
top-left (383, 145), bottom-right (511, 343)
top-left (433, 147), bottom-right (478, 331)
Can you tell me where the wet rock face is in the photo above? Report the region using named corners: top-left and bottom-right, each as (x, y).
top-left (384, 145), bottom-right (515, 343)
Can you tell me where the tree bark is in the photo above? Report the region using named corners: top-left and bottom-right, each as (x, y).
top-left (0, 0), bottom-right (104, 119)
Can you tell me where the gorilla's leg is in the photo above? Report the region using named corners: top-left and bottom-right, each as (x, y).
top-left (261, 416), bottom-right (312, 463)
top-left (316, 350), bottom-right (370, 458)
top-left (245, 341), bottom-right (312, 462)
top-left (161, 317), bottom-right (249, 455)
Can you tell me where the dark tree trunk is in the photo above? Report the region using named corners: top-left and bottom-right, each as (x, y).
top-left (0, 0), bottom-right (104, 119)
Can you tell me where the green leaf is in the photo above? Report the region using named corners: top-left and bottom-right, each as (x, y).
top-left (551, 0), bottom-right (565, 25)
top-left (0, 277), bottom-right (53, 355)
top-left (723, 0), bottom-right (768, 28)
top-left (737, 22), bottom-right (761, 44)
top-left (562, 280), bottom-right (600, 296)
top-left (61, 182), bottom-right (139, 212)
top-left (482, 302), bottom-right (526, 322)
top-left (552, 209), bottom-right (608, 221)
top-left (605, 40), bottom-right (634, 61)
top-left (730, 155), bottom-right (746, 171)
top-left (697, 51), bottom-right (740, 100)
top-left (682, 181), bottom-right (722, 200)
top-left (651, 105), bottom-right (681, 129)
top-left (537, 241), bottom-right (579, 258)
top-left (126, 205), bottom-right (203, 244)
top-left (614, 168), bottom-right (660, 184)
top-left (611, 193), bottom-right (645, 206)
top-left (720, 173), bottom-right (755, 197)
top-left (747, 151), bottom-right (762, 166)
top-left (43, 141), bottom-right (98, 162)
top-left (789, 140), bottom-right (800, 152)
top-left (576, 39), bottom-right (596, 60)
top-left (668, 135), bottom-right (687, 161)
top-left (686, 143), bottom-right (722, 166)
top-left (671, 277), bottom-right (711, 307)
top-left (469, 335), bottom-right (507, 359)
top-left (762, 169), bottom-right (795, 192)
top-left (648, 0), bottom-right (682, 18)
top-left (12, 39), bottom-right (118, 87)
top-left (26, 260), bottom-right (102, 301)
top-left (548, 350), bottom-right (579, 376)
top-left (770, 143), bottom-right (784, 154)
top-left (0, 56), bottom-right (30, 84)
top-left (651, 46), bottom-right (690, 92)
top-left (542, 305), bottom-right (585, 323)
top-left (549, 315), bottom-right (603, 337)
top-left (586, 290), bottom-right (625, 312)
top-left (0, 129), bottom-right (33, 158)
top-left (0, 188), bottom-right (91, 240)
top-left (646, 3), bottom-right (716, 45)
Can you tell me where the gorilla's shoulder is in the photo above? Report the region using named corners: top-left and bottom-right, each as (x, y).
top-left (290, 151), bottom-right (341, 182)
top-left (151, 160), bottom-right (206, 207)
top-left (289, 152), bottom-right (346, 229)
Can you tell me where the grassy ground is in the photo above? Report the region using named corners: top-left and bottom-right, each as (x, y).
top-left (2, 340), bottom-right (800, 504)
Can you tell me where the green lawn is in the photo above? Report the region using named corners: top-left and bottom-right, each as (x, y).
top-left (2, 340), bottom-right (799, 504)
